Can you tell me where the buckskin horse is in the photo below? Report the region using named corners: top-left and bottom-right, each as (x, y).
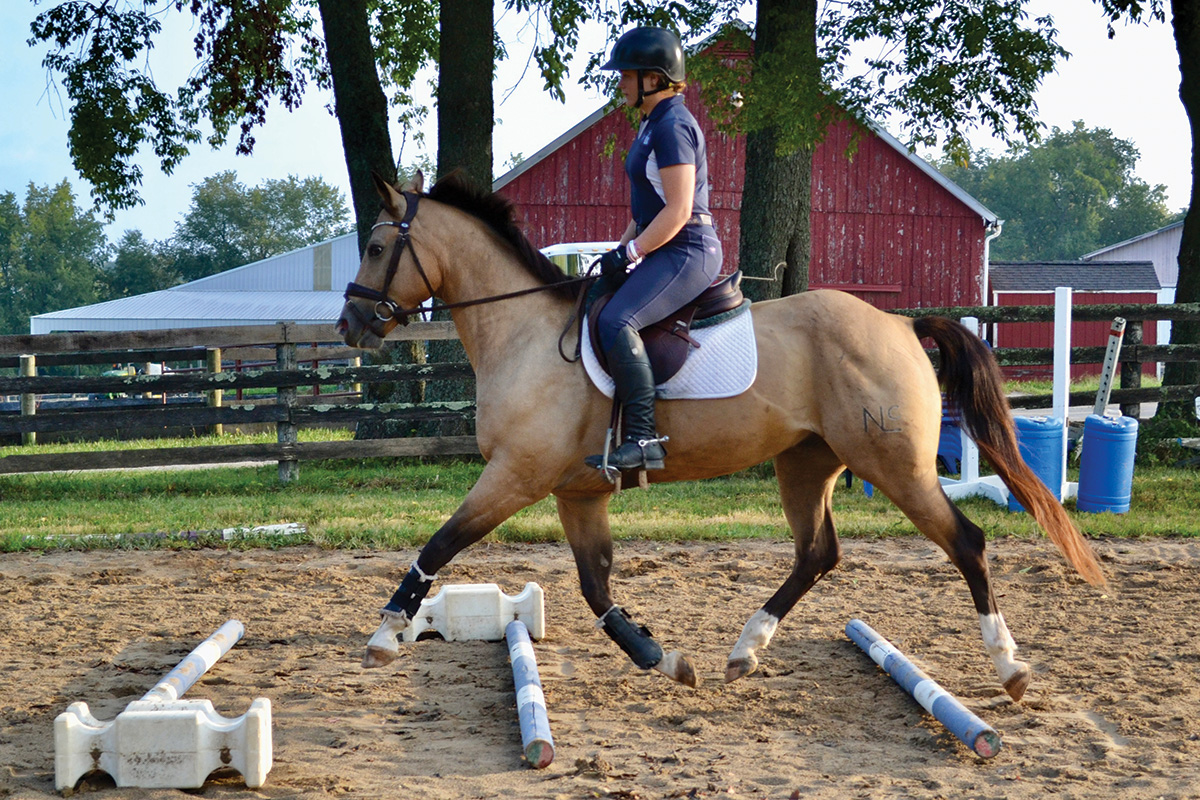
top-left (336, 172), bottom-right (1104, 699)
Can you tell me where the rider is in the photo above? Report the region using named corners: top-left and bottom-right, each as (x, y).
top-left (585, 26), bottom-right (723, 473)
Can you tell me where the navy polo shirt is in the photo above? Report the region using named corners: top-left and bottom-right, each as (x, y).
top-left (625, 94), bottom-right (712, 229)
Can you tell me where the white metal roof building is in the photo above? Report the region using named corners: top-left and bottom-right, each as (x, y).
top-left (29, 233), bottom-right (361, 334)
top-left (1081, 220), bottom-right (1183, 351)
top-left (1082, 220), bottom-right (1183, 291)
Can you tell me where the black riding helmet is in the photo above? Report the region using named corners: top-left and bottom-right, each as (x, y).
top-left (601, 27), bottom-right (685, 108)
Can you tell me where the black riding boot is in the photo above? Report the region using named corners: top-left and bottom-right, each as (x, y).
top-left (585, 326), bottom-right (668, 471)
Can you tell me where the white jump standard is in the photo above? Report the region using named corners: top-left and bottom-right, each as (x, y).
top-left (55, 619), bottom-right (273, 791)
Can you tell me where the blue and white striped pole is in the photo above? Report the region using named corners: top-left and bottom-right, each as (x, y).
top-left (846, 619), bottom-right (1002, 758)
top-left (141, 620), bottom-right (245, 703)
top-left (505, 620), bottom-right (554, 768)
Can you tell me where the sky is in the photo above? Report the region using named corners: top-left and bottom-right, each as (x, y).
top-left (0, 0), bottom-right (1189, 245)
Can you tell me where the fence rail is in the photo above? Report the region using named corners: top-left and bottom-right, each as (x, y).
top-left (1, 301), bottom-right (1198, 481)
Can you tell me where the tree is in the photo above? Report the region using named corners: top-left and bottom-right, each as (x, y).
top-left (0, 181), bottom-right (107, 335)
top-left (165, 170), bottom-right (350, 283)
top-left (936, 122), bottom-right (1177, 262)
top-left (1161, 0), bottom-right (1200, 425)
top-left (681, 2), bottom-right (1069, 300)
top-left (106, 230), bottom-right (178, 298)
top-left (437, 0), bottom-right (495, 187)
top-left (26, 0), bottom-right (559, 252)
top-left (28, 1), bottom-right (434, 249)
top-left (1087, 1), bottom-right (1196, 428)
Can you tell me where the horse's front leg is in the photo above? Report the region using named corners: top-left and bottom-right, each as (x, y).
top-left (362, 462), bottom-right (548, 668)
top-left (727, 444), bottom-right (843, 683)
top-left (555, 493), bottom-right (697, 688)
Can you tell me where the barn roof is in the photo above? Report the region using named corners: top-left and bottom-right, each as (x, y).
top-left (30, 290), bottom-right (345, 333)
top-left (1081, 220), bottom-right (1183, 260)
top-left (29, 232), bottom-right (360, 334)
top-left (989, 260), bottom-right (1161, 292)
top-left (493, 105), bottom-right (999, 227)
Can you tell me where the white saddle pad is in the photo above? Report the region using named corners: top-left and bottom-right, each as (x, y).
top-left (582, 307), bottom-right (757, 400)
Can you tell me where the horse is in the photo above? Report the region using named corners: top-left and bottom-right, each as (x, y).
top-left (336, 171), bottom-right (1105, 699)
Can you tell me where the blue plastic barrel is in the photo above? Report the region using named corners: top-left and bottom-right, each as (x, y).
top-left (938, 396), bottom-right (963, 475)
top-left (1077, 414), bottom-right (1139, 514)
top-left (1008, 416), bottom-right (1064, 512)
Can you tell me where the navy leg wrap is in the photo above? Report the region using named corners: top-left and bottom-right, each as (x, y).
top-left (600, 606), bottom-right (663, 669)
top-left (384, 563), bottom-right (435, 617)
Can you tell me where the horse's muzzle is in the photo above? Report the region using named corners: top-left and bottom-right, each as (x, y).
top-left (337, 301), bottom-right (384, 349)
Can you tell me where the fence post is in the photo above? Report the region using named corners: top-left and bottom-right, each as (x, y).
top-left (206, 348), bottom-right (223, 437)
top-left (19, 354), bottom-right (36, 446)
top-left (277, 341), bottom-right (299, 484)
top-left (1119, 320), bottom-right (1143, 419)
top-left (351, 355), bottom-right (362, 398)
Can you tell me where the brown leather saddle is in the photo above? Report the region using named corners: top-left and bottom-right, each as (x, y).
top-left (588, 271), bottom-right (747, 384)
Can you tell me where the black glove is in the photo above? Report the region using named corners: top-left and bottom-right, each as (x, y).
top-left (596, 246), bottom-right (631, 278)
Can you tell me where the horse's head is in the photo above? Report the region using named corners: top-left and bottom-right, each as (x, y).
top-left (337, 171), bottom-right (441, 348)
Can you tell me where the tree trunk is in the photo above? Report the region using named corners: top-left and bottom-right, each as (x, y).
top-left (738, 0), bottom-right (816, 302)
top-left (316, 0), bottom-right (396, 255)
top-left (425, 0), bottom-right (494, 433)
top-left (1161, 0), bottom-right (1200, 422)
top-left (436, 0), bottom-right (494, 188)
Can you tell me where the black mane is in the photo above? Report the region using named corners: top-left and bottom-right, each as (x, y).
top-left (425, 173), bottom-right (583, 300)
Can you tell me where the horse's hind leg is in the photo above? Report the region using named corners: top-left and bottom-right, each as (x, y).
top-left (877, 478), bottom-right (1031, 700)
top-left (555, 492), bottom-right (697, 688)
top-left (727, 440), bottom-right (844, 683)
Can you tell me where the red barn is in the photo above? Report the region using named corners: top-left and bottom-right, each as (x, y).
top-left (988, 260), bottom-right (1161, 379)
top-left (495, 45), bottom-right (1000, 311)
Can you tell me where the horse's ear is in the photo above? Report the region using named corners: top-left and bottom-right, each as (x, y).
top-left (400, 169), bottom-right (425, 194)
top-left (372, 171), bottom-right (404, 214)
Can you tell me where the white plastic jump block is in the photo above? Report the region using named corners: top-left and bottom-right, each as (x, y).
top-left (403, 582), bottom-right (546, 642)
top-left (54, 697), bottom-right (272, 791)
top-left (54, 620), bottom-right (272, 792)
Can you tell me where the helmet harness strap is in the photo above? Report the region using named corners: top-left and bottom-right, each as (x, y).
top-left (634, 69), bottom-right (671, 109)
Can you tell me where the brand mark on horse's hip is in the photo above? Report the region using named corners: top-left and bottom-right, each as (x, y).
top-left (863, 404), bottom-right (903, 434)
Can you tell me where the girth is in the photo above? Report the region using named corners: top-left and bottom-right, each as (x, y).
top-left (587, 271), bottom-right (746, 384)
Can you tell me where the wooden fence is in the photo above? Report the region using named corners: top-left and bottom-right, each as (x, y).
top-left (0, 321), bottom-right (478, 480)
top-left (2, 301), bottom-right (1199, 481)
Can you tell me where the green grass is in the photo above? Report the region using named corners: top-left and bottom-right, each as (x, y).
top-left (1005, 375), bottom-right (1161, 396)
top-left (2, 448), bottom-right (1196, 551)
top-left (0, 428), bottom-right (354, 458)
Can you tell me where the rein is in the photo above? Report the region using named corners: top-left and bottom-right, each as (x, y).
top-left (342, 192), bottom-right (596, 339)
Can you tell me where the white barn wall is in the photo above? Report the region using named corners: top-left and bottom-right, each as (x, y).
top-left (183, 233), bottom-right (359, 292)
top-left (1083, 221), bottom-right (1182, 374)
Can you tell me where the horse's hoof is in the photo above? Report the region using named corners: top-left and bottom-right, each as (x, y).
top-left (1003, 663), bottom-right (1032, 701)
top-left (361, 646), bottom-right (398, 669)
top-left (724, 655), bottom-right (758, 684)
top-left (655, 650), bottom-right (698, 688)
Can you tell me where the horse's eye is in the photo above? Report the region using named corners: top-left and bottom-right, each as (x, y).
top-left (368, 243), bottom-right (384, 258)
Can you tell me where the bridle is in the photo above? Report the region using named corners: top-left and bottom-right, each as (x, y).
top-left (342, 192), bottom-right (431, 337)
top-left (342, 191), bottom-right (596, 340)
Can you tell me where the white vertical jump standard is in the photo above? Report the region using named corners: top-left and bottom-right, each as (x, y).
top-left (940, 288), bottom-right (1077, 505)
top-left (1052, 287), bottom-right (1079, 501)
top-left (55, 620), bottom-right (272, 792)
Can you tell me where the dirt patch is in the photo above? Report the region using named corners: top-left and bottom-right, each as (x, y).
top-left (2, 537), bottom-right (1199, 799)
